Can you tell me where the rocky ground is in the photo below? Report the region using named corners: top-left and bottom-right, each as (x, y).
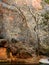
top-left (0, 47), bottom-right (41, 64)
top-left (0, 47), bottom-right (47, 64)
top-left (0, 39), bottom-right (48, 64)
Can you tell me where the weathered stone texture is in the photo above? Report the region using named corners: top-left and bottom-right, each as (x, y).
top-left (0, 0), bottom-right (49, 57)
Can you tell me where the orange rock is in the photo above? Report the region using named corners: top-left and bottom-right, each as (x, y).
top-left (32, 0), bottom-right (42, 10)
top-left (9, 16), bottom-right (14, 21)
top-left (2, 0), bottom-right (7, 2)
top-left (0, 48), bottom-right (7, 59)
top-left (0, 48), bottom-right (16, 61)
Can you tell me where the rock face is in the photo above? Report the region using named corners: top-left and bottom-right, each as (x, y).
top-left (0, 0), bottom-right (49, 58)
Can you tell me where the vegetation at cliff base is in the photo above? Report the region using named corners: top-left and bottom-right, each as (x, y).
top-left (45, 0), bottom-right (49, 4)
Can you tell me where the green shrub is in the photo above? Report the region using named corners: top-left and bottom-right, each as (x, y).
top-left (45, 0), bottom-right (49, 4)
